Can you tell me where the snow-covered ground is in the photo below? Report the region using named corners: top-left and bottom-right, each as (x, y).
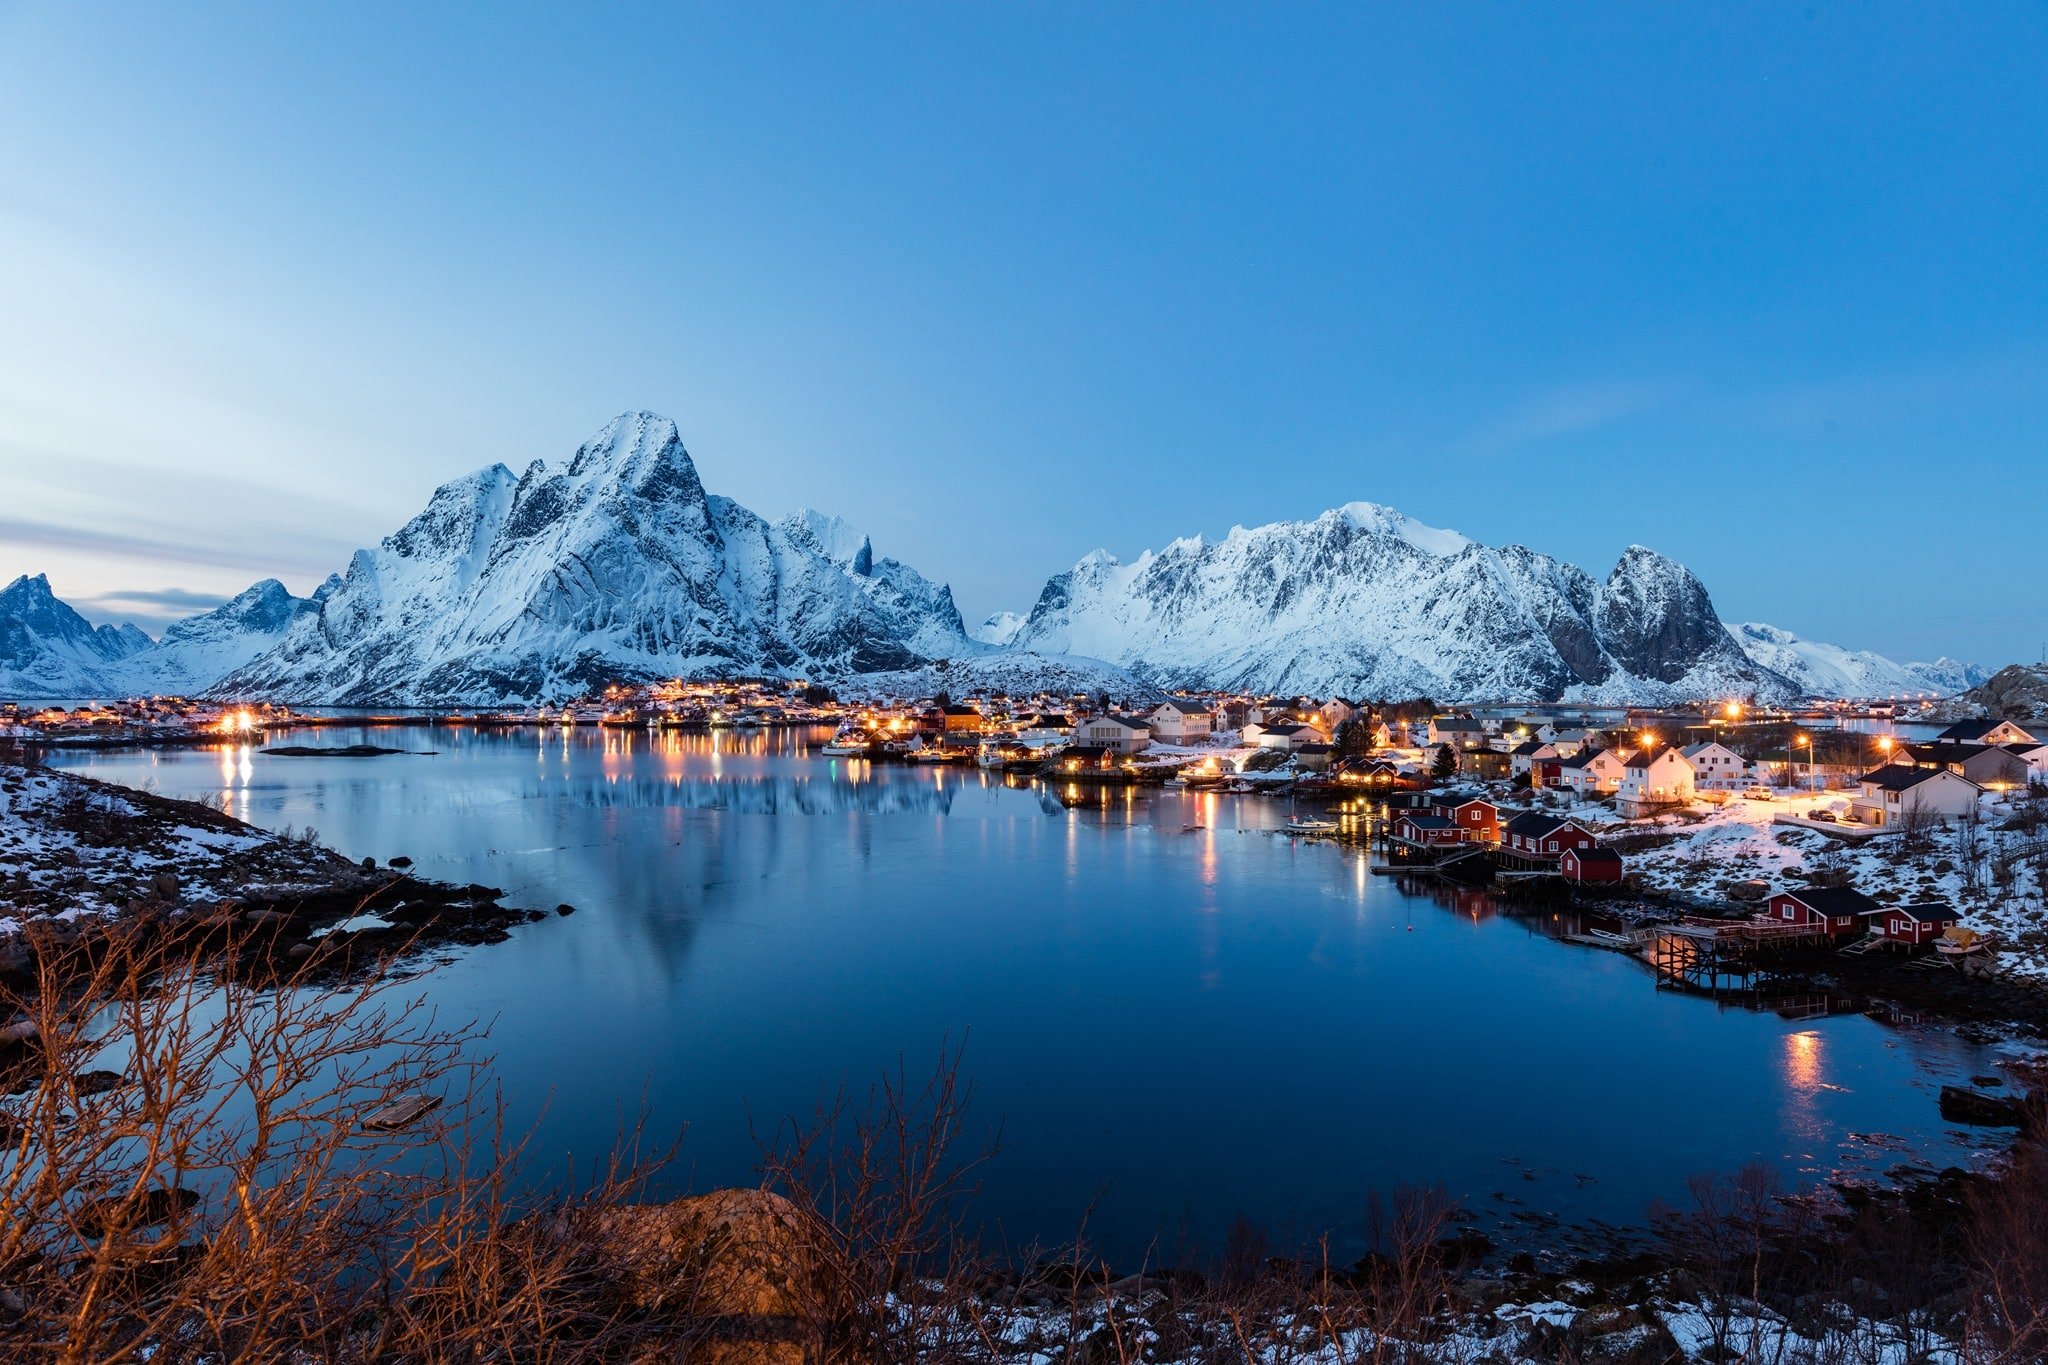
top-left (0, 761), bottom-right (362, 939)
top-left (1586, 787), bottom-right (2048, 979)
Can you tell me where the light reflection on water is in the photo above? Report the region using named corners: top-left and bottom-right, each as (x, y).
top-left (51, 723), bottom-right (2011, 1262)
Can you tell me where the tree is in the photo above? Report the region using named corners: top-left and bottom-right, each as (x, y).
top-left (1430, 744), bottom-right (1457, 781)
top-left (1333, 718), bottom-right (1375, 759)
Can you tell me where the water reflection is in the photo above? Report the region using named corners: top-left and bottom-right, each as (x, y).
top-left (47, 724), bottom-right (2009, 1263)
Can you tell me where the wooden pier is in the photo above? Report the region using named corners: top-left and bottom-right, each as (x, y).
top-left (1647, 917), bottom-right (1842, 989)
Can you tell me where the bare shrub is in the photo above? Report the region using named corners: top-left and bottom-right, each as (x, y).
top-left (756, 1040), bottom-right (1001, 1364)
top-left (0, 918), bottom-right (666, 1362)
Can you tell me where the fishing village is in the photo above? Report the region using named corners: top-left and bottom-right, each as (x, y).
top-left (12, 679), bottom-right (2048, 1024)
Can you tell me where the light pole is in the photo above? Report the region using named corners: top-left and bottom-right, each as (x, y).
top-left (1795, 733), bottom-right (1813, 793)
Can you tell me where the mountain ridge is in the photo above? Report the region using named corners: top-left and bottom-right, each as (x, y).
top-left (0, 412), bottom-right (1983, 705)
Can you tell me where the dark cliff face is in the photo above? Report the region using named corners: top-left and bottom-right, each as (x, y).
top-left (1593, 547), bottom-right (1744, 685)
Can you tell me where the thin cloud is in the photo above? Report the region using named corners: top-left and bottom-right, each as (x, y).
top-left (1459, 383), bottom-right (1672, 456)
top-left (89, 586), bottom-right (233, 611)
top-left (0, 515), bottom-right (353, 579)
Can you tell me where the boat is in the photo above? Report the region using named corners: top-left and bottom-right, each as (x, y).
top-left (1283, 817), bottom-right (1340, 835)
top-left (821, 732), bottom-right (873, 756)
top-left (1162, 776), bottom-right (1187, 789)
top-left (1935, 927), bottom-right (1987, 958)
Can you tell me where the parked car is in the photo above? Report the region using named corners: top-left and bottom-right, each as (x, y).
top-left (1806, 809), bottom-right (1838, 823)
top-left (1742, 786), bottom-right (1775, 801)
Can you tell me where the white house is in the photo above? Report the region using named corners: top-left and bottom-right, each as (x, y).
top-left (1616, 748), bottom-right (1696, 814)
top-left (1679, 741), bottom-right (1750, 794)
top-left (1317, 698), bottom-right (1359, 729)
top-left (1427, 717), bottom-right (1489, 751)
top-left (1936, 718), bottom-right (2038, 747)
top-left (1250, 723), bottom-right (1321, 752)
top-left (2006, 741), bottom-right (2048, 780)
top-left (1553, 746), bottom-right (1628, 796)
top-left (1147, 700), bottom-right (1214, 745)
top-left (1072, 715), bottom-right (1152, 754)
top-left (1847, 765), bottom-right (1981, 828)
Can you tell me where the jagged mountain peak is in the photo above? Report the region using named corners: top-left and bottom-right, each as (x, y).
top-left (563, 411), bottom-right (700, 497)
top-left (207, 416), bottom-right (975, 704)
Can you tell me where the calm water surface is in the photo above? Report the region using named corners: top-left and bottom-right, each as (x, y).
top-left (54, 725), bottom-right (2008, 1262)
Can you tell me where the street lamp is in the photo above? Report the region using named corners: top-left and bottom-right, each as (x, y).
top-left (1795, 733), bottom-right (1813, 792)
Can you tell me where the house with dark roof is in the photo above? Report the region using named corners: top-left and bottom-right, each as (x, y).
top-left (1560, 845), bottom-right (1624, 884)
top-left (1072, 714), bottom-right (1152, 753)
top-left (1432, 796), bottom-right (1502, 843)
top-left (1848, 765), bottom-right (1981, 827)
top-left (1616, 748), bottom-right (1695, 814)
top-left (1896, 742), bottom-right (2030, 789)
top-left (1861, 900), bottom-right (1962, 947)
top-left (1390, 812), bottom-right (1462, 849)
top-left (1499, 812), bottom-right (1600, 865)
top-left (1935, 718), bottom-right (2037, 747)
top-left (1426, 716), bottom-right (1489, 750)
top-left (1147, 699), bottom-right (1214, 744)
top-left (1766, 885), bottom-right (1881, 937)
top-left (2005, 740), bottom-right (2048, 781)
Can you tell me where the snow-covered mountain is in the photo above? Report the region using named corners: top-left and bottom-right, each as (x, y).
top-left (0, 414), bottom-right (1989, 708)
top-left (1725, 623), bottom-right (1983, 700)
top-left (214, 412), bottom-right (977, 704)
top-left (1004, 503), bottom-right (1787, 703)
top-left (0, 574), bottom-right (152, 698)
top-left (121, 578), bottom-right (333, 695)
top-left (0, 574), bottom-right (334, 699)
top-left (971, 611), bottom-right (1027, 647)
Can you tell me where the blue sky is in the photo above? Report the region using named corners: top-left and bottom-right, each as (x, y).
top-left (1, 4), bottom-right (2043, 665)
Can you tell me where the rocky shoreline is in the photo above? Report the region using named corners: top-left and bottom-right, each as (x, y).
top-left (0, 755), bottom-right (548, 987)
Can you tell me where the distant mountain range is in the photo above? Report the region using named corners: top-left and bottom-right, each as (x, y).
top-left (0, 411), bottom-right (1985, 705)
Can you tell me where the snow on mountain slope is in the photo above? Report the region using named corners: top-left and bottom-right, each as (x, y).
top-left (972, 612), bottom-right (1027, 647)
top-left (1007, 505), bottom-right (1786, 703)
top-left (1727, 623), bottom-right (1983, 699)
top-left (0, 574), bottom-right (151, 698)
top-left (215, 412), bottom-right (977, 704)
top-left (120, 579), bottom-right (328, 695)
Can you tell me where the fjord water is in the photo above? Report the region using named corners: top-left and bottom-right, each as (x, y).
top-left (56, 727), bottom-right (2002, 1262)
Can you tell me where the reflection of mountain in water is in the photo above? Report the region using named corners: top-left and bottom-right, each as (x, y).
top-left (560, 774), bottom-right (960, 817)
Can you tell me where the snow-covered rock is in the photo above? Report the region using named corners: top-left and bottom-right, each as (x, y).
top-left (1726, 623), bottom-right (1983, 700)
top-left (1005, 506), bottom-right (1786, 703)
top-left (0, 574), bottom-right (152, 698)
top-left (1939, 663), bottom-right (2048, 723)
top-left (213, 412), bottom-right (977, 704)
